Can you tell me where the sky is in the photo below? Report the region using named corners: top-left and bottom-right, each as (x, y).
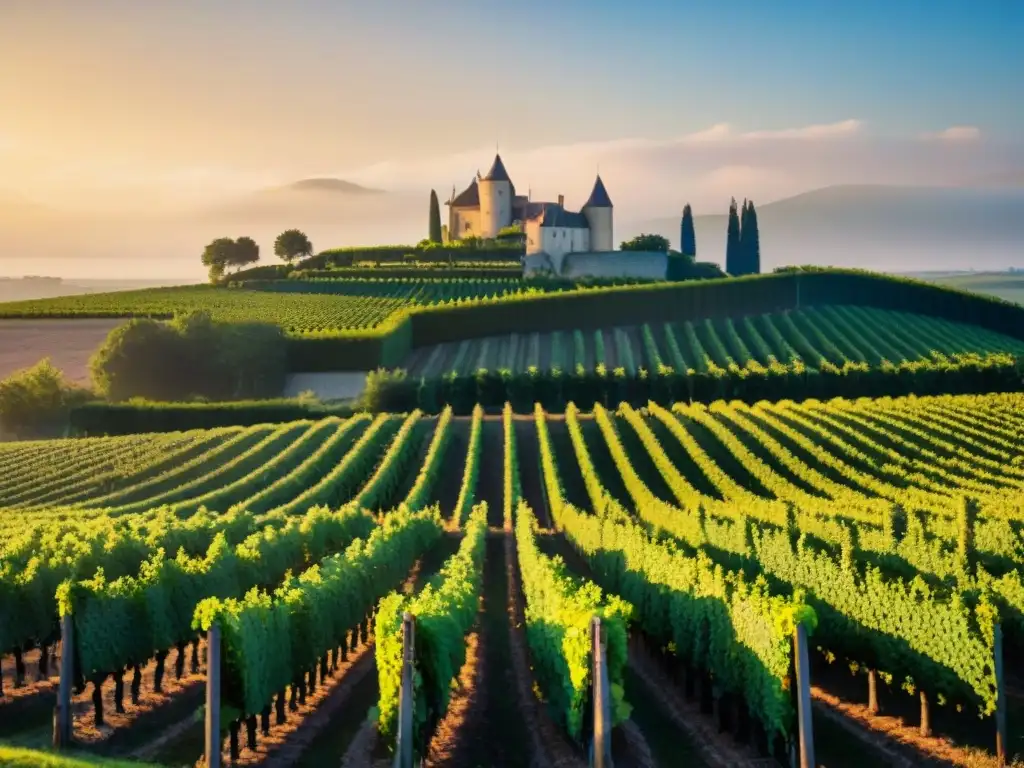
top-left (0, 1), bottom-right (1022, 278)
top-left (2, 1), bottom-right (1022, 205)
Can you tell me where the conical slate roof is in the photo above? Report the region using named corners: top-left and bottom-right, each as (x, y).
top-left (482, 154), bottom-right (511, 183)
top-left (449, 178), bottom-right (479, 207)
top-left (582, 175), bottom-right (613, 208)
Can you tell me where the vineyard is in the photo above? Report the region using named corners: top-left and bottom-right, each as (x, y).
top-left (0, 279), bottom-right (533, 334)
top-left (402, 303), bottom-right (1024, 376)
top-left (1, 269), bottom-right (1022, 383)
top-left (2, 391), bottom-right (1024, 767)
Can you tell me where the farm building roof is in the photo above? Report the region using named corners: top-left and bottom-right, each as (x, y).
top-left (527, 203), bottom-right (590, 229)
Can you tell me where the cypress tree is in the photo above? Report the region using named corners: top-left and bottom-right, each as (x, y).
top-left (738, 199), bottom-right (749, 275)
top-left (745, 200), bottom-right (761, 274)
top-left (725, 197), bottom-right (741, 275)
top-left (428, 189), bottom-right (442, 243)
top-left (680, 203), bottom-right (696, 258)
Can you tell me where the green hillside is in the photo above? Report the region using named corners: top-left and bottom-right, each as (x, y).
top-left (919, 272), bottom-right (1024, 306)
top-left (402, 304), bottom-right (1024, 378)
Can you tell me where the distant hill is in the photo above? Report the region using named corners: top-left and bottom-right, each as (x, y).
top-left (195, 179), bottom-right (422, 247)
top-left (917, 271), bottom-right (1024, 306)
top-left (4, 180), bottom-right (1023, 279)
top-left (0, 180), bottom-right (425, 279)
top-left (276, 178), bottom-right (384, 195)
top-left (624, 184), bottom-right (1024, 273)
top-left (962, 170), bottom-right (1024, 187)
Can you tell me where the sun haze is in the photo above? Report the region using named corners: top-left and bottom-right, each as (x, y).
top-left (1, 1), bottom-right (1022, 277)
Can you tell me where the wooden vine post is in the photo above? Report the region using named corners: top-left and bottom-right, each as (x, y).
top-left (995, 623), bottom-right (1007, 766)
top-left (867, 668), bottom-right (879, 714)
top-left (52, 614), bottom-right (74, 748)
top-left (591, 616), bottom-right (612, 768)
top-left (394, 612), bottom-right (415, 768)
top-left (205, 624), bottom-right (222, 768)
top-left (793, 622), bottom-right (816, 768)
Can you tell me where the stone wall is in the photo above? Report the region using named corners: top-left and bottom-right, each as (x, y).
top-left (559, 250), bottom-right (667, 279)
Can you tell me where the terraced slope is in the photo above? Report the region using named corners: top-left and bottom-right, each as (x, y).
top-left (403, 305), bottom-right (1024, 376)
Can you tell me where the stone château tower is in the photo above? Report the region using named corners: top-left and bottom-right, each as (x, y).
top-left (581, 175), bottom-right (614, 251)
top-left (477, 154), bottom-right (513, 238)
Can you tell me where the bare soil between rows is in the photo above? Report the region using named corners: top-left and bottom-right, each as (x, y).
top-left (0, 318), bottom-right (123, 385)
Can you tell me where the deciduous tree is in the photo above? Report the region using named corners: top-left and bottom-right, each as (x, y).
top-left (201, 237), bottom-right (236, 282)
top-left (230, 236), bottom-right (260, 271)
top-left (274, 229), bottom-right (313, 264)
top-left (620, 233), bottom-right (670, 252)
top-left (0, 359), bottom-right (89, 438)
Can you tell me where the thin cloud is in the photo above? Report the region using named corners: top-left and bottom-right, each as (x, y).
top-left (741, 119), bottom-right (863, 140)
top-left (674, 123), bottom-right (734, 144)
top-left (338, 119), bottom-right (867, 194)
top-left (919, 126), bottom-right (981, 141)
top-left (12, 119), bottom-right (1017, 218)
top-left (639, 119), bottom-right (863, 147)
top-left (672, 119), bottom-right (864, 144)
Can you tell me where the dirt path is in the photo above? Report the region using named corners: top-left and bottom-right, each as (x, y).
top-left (503, 533), bottom-right (585, 768)
top-left (201, 541), bottom-right (462, 768)
top-left (810, 649), bottom-right (1022, 766)
top-left (627, 643), bottom-right (765, 768)
top-left (0, 318), bottom-right (123, 384)
top-left (428, 418), bottom-right (468, 519)
top-left (811, 686), bottom-right (998, 767)
top-left (219, 642), bottom-right (377, 767)
top-left (76, 642), bottom-right (208, 755)
top-left (477, 421), bottom-right (504, 527)
top-left (579, 418), bottom-right (631, 506)
top-left (515, 420), bottom-right (550, 528)
top-left (384, 419), bottom-right (435, 508)
top-left (421, 534), bottom-right (534, 767)
top-left (545, 420), bottom-right (591, 510)
top-left (543, 530), bottom-right (774, 768)
top-left (0, 644), bottom-right (60, 708)
top-left (0, 642), bottom-right (211, 760)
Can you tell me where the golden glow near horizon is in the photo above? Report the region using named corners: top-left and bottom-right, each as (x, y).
top-left (0, 3), bottom-right (1017, 279)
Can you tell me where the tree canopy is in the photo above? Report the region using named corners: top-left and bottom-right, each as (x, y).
top-left (90, 311), bottom-right (287, 402)
top-left (200, 236), bottom-right (260, 282)
top-left (274, 229), bottom-right (314, 264)
top-left (0, 359), bottom-right (90, 438)
top-left (232, 236), bottom-right (260, 270)
top-left (620, 233), bottom-right (670, 252)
